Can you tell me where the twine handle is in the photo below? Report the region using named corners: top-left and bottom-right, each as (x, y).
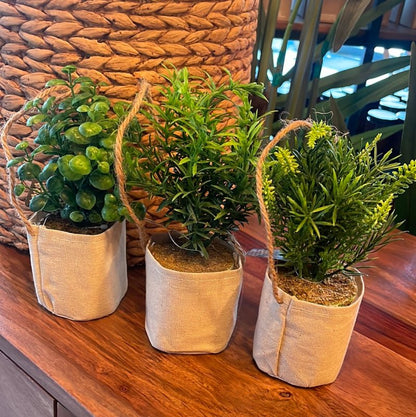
top-left (114, 79), bottom-right (150, 253)
top-left (0, 85), bottom-right (70, 235)
top-left (255, 120), bottom-right (313, 303)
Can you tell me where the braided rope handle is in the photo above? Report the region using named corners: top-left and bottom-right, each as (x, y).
top-left (0, 85), bottom-right (71, 235)
top-left (255, 120), bottom-right (313, 303)
top-left (114, 79), bottom-right (151, 253)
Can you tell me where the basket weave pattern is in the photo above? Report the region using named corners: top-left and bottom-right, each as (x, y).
top-left (0, 0), bottom-right (259, 265)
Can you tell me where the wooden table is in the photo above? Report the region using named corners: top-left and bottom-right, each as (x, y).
top-left (1, 220), bottom-right (415, 417)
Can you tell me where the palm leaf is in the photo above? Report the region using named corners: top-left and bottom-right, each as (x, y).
top-left (257, 0), bottom-right (282, 86)
top-left (275, 56), bottom-right (409, 109)
top-left (332, 0), bottom-right (373, 52)
top-left (316, 69), bottom-right (409, 118)
top-left (286, 0), bottom-right (323, 118)
top-left (350, 124), bottom-right (403, 149)
top-left (352, 0), bottom-right (404, 37)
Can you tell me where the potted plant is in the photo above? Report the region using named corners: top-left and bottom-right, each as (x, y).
top-left (253, 120), bottom-right (416, 387)
top-left (119, 67), bottom-right (265, 353)
top-left (0, 65), bottom-right (145, 321)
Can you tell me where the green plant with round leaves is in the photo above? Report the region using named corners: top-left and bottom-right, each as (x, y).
top-left (263, 121), bottom-right (416, 282)
top-left (8, 65), bottom-right (145, 227)
top-left (124, 67), bottom-right (266, 257)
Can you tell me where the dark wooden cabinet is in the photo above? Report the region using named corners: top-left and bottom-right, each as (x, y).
top-left (0, 351), bottom-right (54, 417)
top-left (56, 404), bottom-right (77, 417)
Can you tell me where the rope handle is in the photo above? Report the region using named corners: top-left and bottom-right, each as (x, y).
top-left (0, 85), bottom-right (71, 235)
top-left (114, 79), bottom-right (151, 253)
top-left (255, 120), bottom-right (313, 303)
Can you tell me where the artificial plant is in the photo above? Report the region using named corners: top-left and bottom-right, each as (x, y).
top-left (7, 65), bottom-right (144, 227)
top-left (124, 67), bottom-right (265, 257)
top-left (262, 121), bottom-right (416, 282)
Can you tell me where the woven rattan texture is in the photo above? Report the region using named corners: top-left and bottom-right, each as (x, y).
top-left (0, 0), bottom-right (259, 265)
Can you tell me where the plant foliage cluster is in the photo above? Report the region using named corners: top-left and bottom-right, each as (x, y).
top-left (263, 121), bottom-right (416, 281)
top-left (124, 68), bottom-right (265, 257)
top-left (8, 65), bottom-right (144, 227)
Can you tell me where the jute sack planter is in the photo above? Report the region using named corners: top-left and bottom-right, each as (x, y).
top-left (27, 213), bottom-right (128, 321)
top-left (253, 272), bottom-right (364, 387)
top-left (145, 233), bottom-right (243, 354)
top-left (0, 112), bottom-right (128, 321)
top-left (251, 120), bottom-right (366, 387)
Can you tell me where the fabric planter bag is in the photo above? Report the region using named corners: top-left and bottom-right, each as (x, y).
top-left (145, 233), bottom-right (243, 354)
top-left (253, 272), bottom-right (364, 387)
top-left (27, 213), bottom-right (128, 321)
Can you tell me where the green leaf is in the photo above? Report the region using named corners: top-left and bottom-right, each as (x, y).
top-left (69, 154), bottom-right (92, 175)
top-left (113, 101), bottom-right (129, 117)
top-left (6, 157), bottom-right (24, 168)
top-left (61, 65), bottom-right (77, 75)
top-left (31, 145), bottom-right (54, 156)
top-left (76, 189), bottom-right (96, 210)
top-left (24, 101), bottom-right (34, 111)
top-left (331, 0), bottom-right (373, 52)
top-left (89, 171), bottom-right (115, 190)
top-left (29, 195), bottom-right (48, 212)
top-left (71, 92), bottom-right (93, 106)
top-left (318, 56), bottom-right (410, 95)
top-left (79, 122), bottom-right (102, 137)
top-left (17, 162), bottom-right (41, 180)
top-left (46, 175), bottom-right (65, 194)
top-left (13, 184), bottom-right (25, 196)
top-left (311, 204), bottom-right (334, 214)
top-left (64, 126), bottom-right (90, 144)
top-left (76, 104), bottom-right (90, 113)
top-left (328, 96), bottom-right (348, 133)
top-left (178, 157), bottom-right (191, 165)
top-left (39, 161), bottom-right (59, 181)
top-left (90, 101), bottom-right (110, 113)
top-left (352, 0), bottom-right (404, 38)
top-left (285, 0), bottom-right (322, 119)
top-left (15, 141), bottom-right (29, 151)
top-left (41, 96), bottom-right (56, 113)
top-left (350, 125), bottom-right (404, 149)
top-left (69, 211), bottom-right (85, 222)
top-left (45, 79), bottom-right (67, 87)
top-left (26, 113), bottom-right (47, 127)
top-left (316, 70), bottom-right (410, 118)
top-left (73, 76), bottom-right (93, 84)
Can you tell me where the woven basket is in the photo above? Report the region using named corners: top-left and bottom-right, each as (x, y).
top-left (0, 0), bottom-right (259, 266)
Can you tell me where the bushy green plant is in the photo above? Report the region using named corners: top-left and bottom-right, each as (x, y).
top-left (124, 67), bottom-right (265, 257)
top-left (263, 121), bottom-right (416, 281)
top-left (7, 65), bottom-right (144, 227)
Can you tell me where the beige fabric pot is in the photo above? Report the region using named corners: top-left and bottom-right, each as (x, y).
top-left (253, 271), bottom-right (364, 387)
top-left (27, 214), bottom-right (128, 321)
top-left (145, 233), bottom-right (243, 354)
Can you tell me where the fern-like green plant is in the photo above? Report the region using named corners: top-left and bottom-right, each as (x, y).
top-left (264, 121), bottom-right (416, 281)
top-left (124, 68), bottom-right (266, 257)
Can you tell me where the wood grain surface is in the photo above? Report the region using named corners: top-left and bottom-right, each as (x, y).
top-left (0, 218), bottom-right (415, 417)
